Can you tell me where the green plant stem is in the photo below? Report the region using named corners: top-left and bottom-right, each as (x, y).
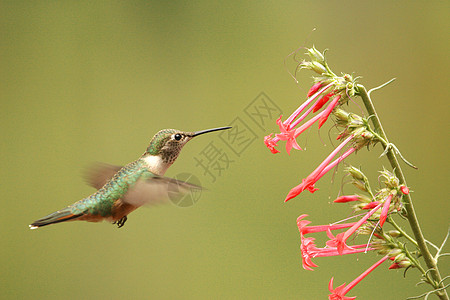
top-left (357, 84), bottom-right (448, 300)
top-left (389, 217), bottom-right (419, 248)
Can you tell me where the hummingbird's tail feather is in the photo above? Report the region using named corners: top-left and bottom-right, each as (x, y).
top-left (29, 208), bottom-right (81, 229)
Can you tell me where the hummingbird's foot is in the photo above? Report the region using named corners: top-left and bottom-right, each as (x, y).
top-left (113, 216), bottom-right (128, 228)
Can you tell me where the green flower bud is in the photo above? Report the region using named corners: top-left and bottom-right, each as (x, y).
top-left (388, 230), bottom-right (401, 237)
top-left (311, 61), bottom-right (327, 75)
top-left (394, 253), bottom-right (406, 263)
top-left (352, 180), bottom-right (367, 192)
top-left (388, 248), bottom-right (402, 257)
top-left (334, 109), bottom-right (350, 122)
top-left (307, 46), bottom-right (325, 64)
top-left (346, 166), bottom-right (365, 181)
top-left (399, 260), bottom-right (412, 268)
top-left (299, 61), bottom-right (313, 71)
top-left (378, 249), bottom-right (389, 255)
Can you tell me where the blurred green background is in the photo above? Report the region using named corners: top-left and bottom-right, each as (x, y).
top-left (1, 1), bottom-right (449, 299)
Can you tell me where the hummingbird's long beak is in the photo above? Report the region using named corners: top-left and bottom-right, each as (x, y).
top-left (192, 126), bottom-right (231, 137)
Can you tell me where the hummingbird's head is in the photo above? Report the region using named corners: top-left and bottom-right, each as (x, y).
top-left (142, 127), bottom-right (231, 175)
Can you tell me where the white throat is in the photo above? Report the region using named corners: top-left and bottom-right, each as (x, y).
top-left (143, 155), bottom-right (169, 176)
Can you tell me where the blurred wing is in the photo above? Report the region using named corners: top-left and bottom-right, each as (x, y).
top-left (122, 176), bottom-right (203, 207)
top-left (84, 162), bottom-right (122, 189)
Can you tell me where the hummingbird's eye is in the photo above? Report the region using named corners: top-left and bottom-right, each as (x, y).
top-left (174, 133), bottom-right (182, 141)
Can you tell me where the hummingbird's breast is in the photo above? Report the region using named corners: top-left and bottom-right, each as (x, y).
top-left (142, 155), bottom-right (169, 176)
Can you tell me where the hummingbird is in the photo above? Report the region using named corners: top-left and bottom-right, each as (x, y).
top-left (29, 126), bottom-right (231, 229)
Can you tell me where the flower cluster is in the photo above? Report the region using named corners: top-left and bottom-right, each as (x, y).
top-left (262, 47), bottom-right (440, 299)
top-left (264, 46), bottom-right (359, 156)
top-left (297, 168), bottom-right (412, 271)
top-left (297, 168), bottom-right (413, 299)
top-left (264, 47), bottom-right (379, 202)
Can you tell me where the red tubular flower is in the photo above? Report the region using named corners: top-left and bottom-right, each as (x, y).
top-left (379, 194), bottom-right (393, 227)
top-left (328, 278), bottom-right (357, 300)
top-left (297, 215), bottom-right (374, 270)
top-left (328, 256), bottom-right (389, 300)
top-left (275, 117), bottom-right (302, 154)
top-left (325, 231), bottom-right (354, 255)
top-left (362, 201), bottom-right (380, 209)
top-left (285, 135), bottom-right (355, 201)
top-left (313, 92), bottom-right (333, 113)
top-left (289, 100), bottom-right (320, 129)
top-left (400, 185), bottom-right (409, 195)
top-left (326, 202), bottom-right (383, 255)
top-left (285, 82), bottom-right (334, 125)
top-left (264, 134), bottom-right (280, 154)
top-left (268, 108), bottom-right (323, 155)
top-left (318, 148), bottom-right (356, 179)
top-left (297, 214), bottom-right (355, 235)
top-left (334, 195), bottom-right (360, 203)
top-left (307, 81), bottom-right (323, 97)
top-left (291, 110), bottom-right (324, 137)
top-left (264, 82), bottom-right (339, 154)
top-left (319, 95), bottom-right (341, 128)
top-left (301, 237), bottom-right (371, 271)
top-left (301, 236), bottom-right (320, 270)
top-left (289, 85), bottom-right (335, 130)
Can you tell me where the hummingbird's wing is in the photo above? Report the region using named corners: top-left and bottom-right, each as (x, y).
top-left (84, 162), bottom-right (122, 189)
top-left (84, 162), bottom-right (202, 207)
top-left (121, 175), bottom-right (202, 207)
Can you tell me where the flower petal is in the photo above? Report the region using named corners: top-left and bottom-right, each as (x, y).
top-left (313, 92), bottom-right (333, 113)
top-left (400, 185), bottom-right (409, 195)
top-left (319, 95), bottom-right (341, 128)
top-left (379, 194), bottom-right (393, 227)
top-left (264, 134), bottom-right (280, 154)
top-left (334, 195), bottom-right (360, 203)
top-left (308, 82), bottom-right (323, 97)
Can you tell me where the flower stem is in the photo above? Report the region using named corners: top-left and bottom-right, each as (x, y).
top-left (356, 84), bottom-right (448, 300)
top-left (388, 217), bottom-right (419, 248)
